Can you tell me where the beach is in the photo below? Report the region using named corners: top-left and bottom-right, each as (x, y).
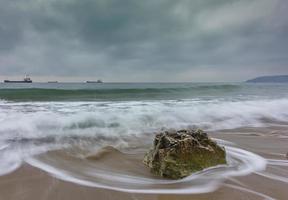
top-left (0, 129), bottom-right (287, 200)
top-left (1, 0), bottom-right (288, 198)
top-left (0, 83), bottom-right (288, 199)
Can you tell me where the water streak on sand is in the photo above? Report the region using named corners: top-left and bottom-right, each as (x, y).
top-left (25, 145), bottom-right (267, 194)
top-left (224, 184), bottom-right (276, 200)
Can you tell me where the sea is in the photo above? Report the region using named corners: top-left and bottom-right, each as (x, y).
top-left (1, 82), bottom-right (288, 131)
top-left (0, 82), bottom-right (288, 195)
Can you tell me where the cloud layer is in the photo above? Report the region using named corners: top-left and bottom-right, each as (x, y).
top-left (0, 0), bottom-right (287, 81)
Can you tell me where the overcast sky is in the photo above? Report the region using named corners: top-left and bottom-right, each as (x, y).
top-left (0, 0), bottom-right (287, 82)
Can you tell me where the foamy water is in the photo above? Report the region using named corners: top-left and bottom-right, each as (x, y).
top-left (1, 98), bottom-right (288, 141)
top-left (25, 145), bottom-right (267, 194)
top-left (0, 83), bottom-right (288, 196)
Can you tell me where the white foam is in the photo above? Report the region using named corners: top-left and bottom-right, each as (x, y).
top-left (267, 159), bottom-right (288, 166)
top-left (0, 98), bottom-right (287, 183)
top-left (1, 98), bottom-right (288, 141)
top-left (25, 144), bottom-right (267, 194)
top-left (26, 158), bottom-right (221, 194)
top-left (255, 172), bottom-right (288, 184)
top-left (0, 144), bottom-right (22, 176)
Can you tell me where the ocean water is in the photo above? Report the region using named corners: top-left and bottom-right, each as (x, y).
top-left (0, 82), bottom-right (288, 195)
top-left (1, 82), bottom-right (288, 133)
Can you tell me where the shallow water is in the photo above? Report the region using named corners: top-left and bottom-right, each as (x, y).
top-left (1, 128), bottom-right (287, 199)
top-left (25, 139), bottom-right (267, 194)
top-left (0, 82), bottom-right (288, 198)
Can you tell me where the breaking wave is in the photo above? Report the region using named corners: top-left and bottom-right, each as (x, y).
top-left (1, 98), bottom-right (288, 143)
top-left (0, 100), bottom-right (287, 196)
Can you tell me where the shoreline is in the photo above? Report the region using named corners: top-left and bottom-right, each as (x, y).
top-left (0, 130), bottom-right (287, 200)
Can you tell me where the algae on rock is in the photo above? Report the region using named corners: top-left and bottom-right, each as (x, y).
top-left (143, 129), bottom-right (227, 179)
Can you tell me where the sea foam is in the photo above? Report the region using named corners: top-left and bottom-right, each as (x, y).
top-left (0, 98), bottom-right (288, 141)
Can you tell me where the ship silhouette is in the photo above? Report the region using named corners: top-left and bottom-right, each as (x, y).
top-left (4, 75), bottom-right (32, 83)
top-left (86, 80), bottom-right (103, 83)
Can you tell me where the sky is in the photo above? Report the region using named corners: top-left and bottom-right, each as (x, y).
top-left (0, 0), bottom-right (287, 82)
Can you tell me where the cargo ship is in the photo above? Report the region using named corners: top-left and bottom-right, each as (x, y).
top-left (86, 80), bottom-right (103, 83)
top-left (4, 75), bottom-right (33, 83)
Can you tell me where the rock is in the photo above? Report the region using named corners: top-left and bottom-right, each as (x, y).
top-left (143, 129), bottom-right (227, 179)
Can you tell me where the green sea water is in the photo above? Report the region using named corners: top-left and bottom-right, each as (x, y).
top-left (0, 82), bottom-right (287, 101)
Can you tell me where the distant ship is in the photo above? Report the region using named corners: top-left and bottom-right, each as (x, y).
top-left (4, 75), bottom-right (32, 83)
top-left (86, 80), bottom-right (103, 83)
top-left (48, 81), bottom-right (58, 83)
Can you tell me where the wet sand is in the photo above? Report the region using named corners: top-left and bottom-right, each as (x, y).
top-left (0, 127), bottom-right (288, 200)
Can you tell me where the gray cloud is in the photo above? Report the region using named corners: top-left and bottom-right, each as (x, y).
top-left (0, 0), bottom-right (287, 81)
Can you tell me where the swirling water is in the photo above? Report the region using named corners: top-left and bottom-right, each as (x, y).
top-left (0, 82), bottom-right (288, 198)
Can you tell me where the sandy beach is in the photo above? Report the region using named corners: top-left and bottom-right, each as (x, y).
top-left (0, 126), bottom-right (287, 200)
top-left (1, 0), bottom-right (288, 198)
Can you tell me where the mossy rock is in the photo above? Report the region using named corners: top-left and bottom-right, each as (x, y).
top-left (143, 129), bottom-right (227, 179)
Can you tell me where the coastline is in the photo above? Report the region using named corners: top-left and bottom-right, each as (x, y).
top-left (0, 129), bottom-right (287, 200)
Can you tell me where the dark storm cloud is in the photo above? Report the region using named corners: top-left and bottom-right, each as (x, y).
top-left (0, 0), bottom-right (287, 81)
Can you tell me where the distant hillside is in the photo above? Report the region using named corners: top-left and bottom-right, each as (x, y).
top-left (246, 75), bottom-right (288, 83)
